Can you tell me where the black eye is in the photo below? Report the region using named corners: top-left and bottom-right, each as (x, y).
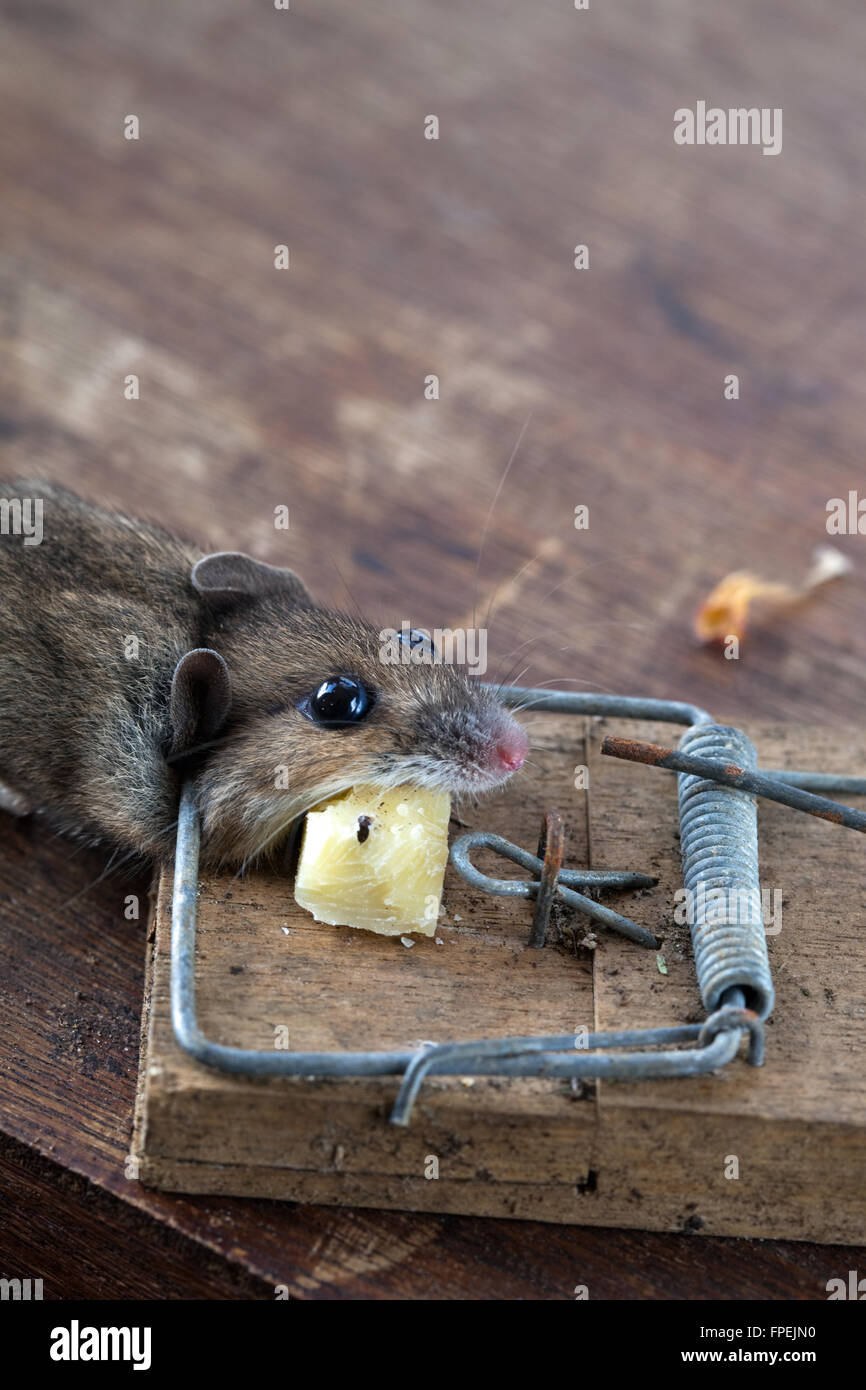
top-left (303, 677), bottom-right (373, 726)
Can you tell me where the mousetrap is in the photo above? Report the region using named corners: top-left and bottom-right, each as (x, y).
top-left (131, 690), bottom-right (866, 1243)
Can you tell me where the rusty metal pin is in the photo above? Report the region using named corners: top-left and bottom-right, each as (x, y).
top-left (601, 735), bottom-right (866, 833)
top-left (167, 687), bottom-right (864, 1125)
top-left (529, 810), bottom-right (566, 948)
top-left (449, 830), bottom-right (660, 948)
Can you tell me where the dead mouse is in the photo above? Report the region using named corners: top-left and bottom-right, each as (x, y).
top-left (0, 481), bottom-right (529, 868)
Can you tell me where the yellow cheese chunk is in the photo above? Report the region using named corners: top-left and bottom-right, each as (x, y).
top-left (294, 785), bottom-right (451, 936)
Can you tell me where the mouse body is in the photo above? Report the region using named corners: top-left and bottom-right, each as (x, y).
top-left (0, 481), bottom-right (528, 867)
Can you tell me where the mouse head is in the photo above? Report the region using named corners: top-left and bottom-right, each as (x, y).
top-left (171, 551), bottom-right (529, 866)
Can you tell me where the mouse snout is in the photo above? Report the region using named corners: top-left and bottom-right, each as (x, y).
top-left (488, 721), bottom-right (529, 773)
top-left (473, 705), bottom-right (529, 781)
top-left (411, 691), bottom-right (530, 793)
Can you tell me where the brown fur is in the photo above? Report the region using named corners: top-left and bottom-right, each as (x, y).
top-left (0, 482), bottom-right (526, 867)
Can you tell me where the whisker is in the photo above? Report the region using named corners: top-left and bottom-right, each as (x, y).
top-left (166, 733), bottom-right (236, 764)
top-left (59, 847), bottom-right (146, 908)
top-left (486, 634), bottom-right (547, 691)
top-left (507, 677), bottom-right (616, 715)
top-left (503, 662), bottom-right (535, 690)
top-left (485, 553), bottom-right (641, 659)
top-left (328, 555), bottom-right (366, 623)
top-left (491, 639), bottom-right (595, 693)
top-left (232, 782), bottom-right (355, 878)
top-left (529, 552), bottom-right (634, 611)
top-left (471, 410), bottom-right (533, 630)
top-left (481, 539), bottom-right (561, 636)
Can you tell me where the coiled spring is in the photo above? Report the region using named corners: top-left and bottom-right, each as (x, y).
top-left (169, 686), bottom-right (866, 1124)
top-left (677, 723), bottom-right (774, 1019)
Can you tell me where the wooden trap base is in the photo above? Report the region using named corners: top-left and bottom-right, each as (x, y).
top-left (131, 717), bottom-right (866, 1243)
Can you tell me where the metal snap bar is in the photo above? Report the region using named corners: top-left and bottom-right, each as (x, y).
top-left (388, 987), bottom-right (752, 1127)
top-left (602, 733), bottom-right (866, 833)
top-left (167, 685), bottom-right (866, 1127)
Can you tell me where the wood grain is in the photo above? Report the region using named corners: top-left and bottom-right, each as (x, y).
top-left (134, 718), bottom-right (866, 1246)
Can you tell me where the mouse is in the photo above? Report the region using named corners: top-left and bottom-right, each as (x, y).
top-left (0, 480), bottom-right (529, 869)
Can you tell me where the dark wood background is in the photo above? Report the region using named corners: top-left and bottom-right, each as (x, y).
top-left (1, 0), bottom-right (864, 1298)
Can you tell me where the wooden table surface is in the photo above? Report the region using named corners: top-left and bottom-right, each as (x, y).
top-left (1, 0), bottom-right (864, 1299)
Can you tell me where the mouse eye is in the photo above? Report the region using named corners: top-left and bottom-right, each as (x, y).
top-left (302, 677), bottom-right (374, 726)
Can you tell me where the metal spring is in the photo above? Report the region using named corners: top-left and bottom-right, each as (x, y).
top-left (168, 687), bottom-right (866, 1124)
top-left (677, 723), bottom-right (775, 1020)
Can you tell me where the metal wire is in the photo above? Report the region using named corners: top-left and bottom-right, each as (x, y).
top-left (170, 777), bottom-right (753, 1106)
top-left (603, 735), bottom-right (866, 833)
top-left (388, 995), bottom-right (752, 1126)
top-left (449, 828), bottom-right (659, 948)
top-left (166, 685), bottom-right (860, 1125)
top-left (490, 685), bottom-right (713, 727)
top-left (676, 724), bottom-right (775, 1020)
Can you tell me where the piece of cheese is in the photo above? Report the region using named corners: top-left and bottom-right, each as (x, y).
top-left (294, 785), bottom-right (451, 936)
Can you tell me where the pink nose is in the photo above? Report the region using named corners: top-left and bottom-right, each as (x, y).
top-left (493, 724), bottom-right (529, 772)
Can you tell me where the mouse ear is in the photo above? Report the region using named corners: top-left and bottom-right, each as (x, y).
top-left (170, 648), bottom-right (232, 755)
top-left (192, 551), bottom-right (311, 606)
